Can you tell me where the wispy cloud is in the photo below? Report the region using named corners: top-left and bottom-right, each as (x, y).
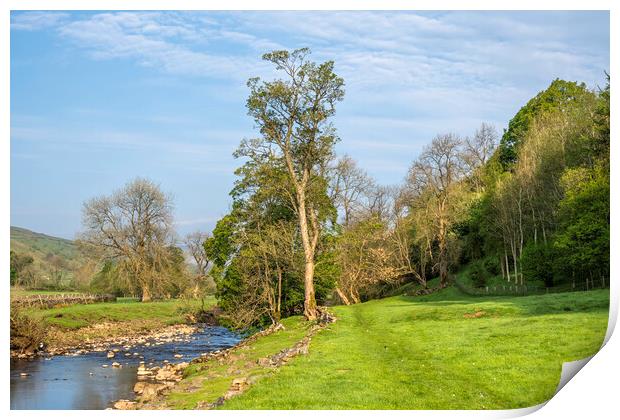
top-left (11, 11), bottom-right (69, 31)
top-left (11, 118), bottom-right (244, 158)
top-left (11, 11), bottom-right (609, 93)
top-left (10, 10), bottom-right (609, 237)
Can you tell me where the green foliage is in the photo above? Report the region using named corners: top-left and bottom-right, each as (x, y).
top-left (521, 241), bottom-right (556, 287)
top-left (468, 261), bottom-right (488, 288)
top-left (482, 256), bottom-right (500, 276)
top-left (10, 252), bottom-right (17, 284)
top-left (497, 79), bottom-right (593, 168)
top-left (456, 76), bottom-right (609, 293)
top-left (89, 261), bottom-right (123, 296)
top-left (10, 303), bottom-right (47, 353)
top-left (590, 74), bottom-right (610, 163)
top-left (11, 226), bottom-right (92, 289)
top-left (553, 166), bottom-right (609, 284)
top-left (10, 250), bottom-right (33, 286)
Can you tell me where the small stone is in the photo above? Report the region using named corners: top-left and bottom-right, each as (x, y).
top-left (102, 364), bottom-right (109, 368)
top-left (174, 354), bottom-right (183, 359)
top-left (107, 351), bottom-right (115, 358)
top-left (137, 361), bottom-right (150, 376)
top-left (20, 372), bottom-right (29, 377)
top-left (113, 400), bottom-right (137, 410)
top-left (112, 362), bottom-right (121, 368)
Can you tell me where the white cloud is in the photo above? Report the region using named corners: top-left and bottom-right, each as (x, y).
top-left (11, 11), bottom-right (609, 159)
top-left (11, 11), bottom-right (68, 31)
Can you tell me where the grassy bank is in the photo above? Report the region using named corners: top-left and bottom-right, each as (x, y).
top-left (21, 297), bottom-right (216, 349)
top-left (165, 287), bottom-right (609, 410)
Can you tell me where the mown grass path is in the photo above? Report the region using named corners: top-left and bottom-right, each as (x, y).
top-left (214, 288), bottom-right (608, 409)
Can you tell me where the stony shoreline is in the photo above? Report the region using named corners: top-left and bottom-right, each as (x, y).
top-left (11, 323), bottom-right (202, 359)
top-left (116, 309), bottom-right (337, 410)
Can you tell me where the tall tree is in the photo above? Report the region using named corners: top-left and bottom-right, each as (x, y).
top-left (406, 134), bottom-right (469, 287)
top-left (238, 48), bottom-right (345, 320)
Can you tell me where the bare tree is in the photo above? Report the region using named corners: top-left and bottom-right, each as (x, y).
top-left (406, 134), bottom-right (468, 287)
top-left (79, 178), bottom-right (175, 301)
top-left (184, 231), bottom-right (210, 278)
top-left (464, 123), bottom-right (498, 169)
top-left (183, 231), bottom-right (214, 305)
top-left (330, 155), bottom-right (375, 227)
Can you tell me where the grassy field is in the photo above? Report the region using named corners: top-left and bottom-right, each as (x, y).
top-left (28, 297), bottom-right (214, 329)
top-left (166, 287), bottom-right (609, 410)
top-left (21, 297), bottom-right (216, 348)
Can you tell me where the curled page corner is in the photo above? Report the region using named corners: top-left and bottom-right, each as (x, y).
top-left (519, 291), bottom-right (616, 416)
top-left (548, 292), bottom-right (615, 401)
top-left (554, 355), bottom-right (595, 395)
top-left (498, 356), bottom-right (598, 419)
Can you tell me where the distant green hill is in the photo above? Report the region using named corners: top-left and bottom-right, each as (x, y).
top-left (10, 226), bottom-right (94, 290)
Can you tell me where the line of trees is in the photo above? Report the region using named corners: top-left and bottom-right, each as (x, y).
top-left (38, 49), bottom-right (607, 330)
top-left (204, 49), bottom-right (609, 328)
top-left (461, 78), bottom-right (610, 289)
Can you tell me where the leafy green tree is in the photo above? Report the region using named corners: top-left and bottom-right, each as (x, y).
top-left (203, 212), bottom-right (243, 315)
top-left (10, 251), bottom-right (34, 287)
top-left (521, 242), bottom-right (556, 287)
top-left (238, 48), bottom-right (345, 320)
top-left (553, 167), bottom-right (609, 287)
top-left (468, 261), bottom-right (488, 288)
top-left (89, 261), bottom-right (124, 296)
top-left (498, 79), bottom-right (593, 168)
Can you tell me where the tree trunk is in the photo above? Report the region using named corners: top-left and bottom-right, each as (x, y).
top-left (505, 247), bottom-right (511, 283)
top-left (277, 268), bottom-right (282, 319)
top-left (438, 206), bottom-right (449, 288)
top-left (141, 283), bottom-right (152, 302)
top-left (303, 261), bottom-right (317, 319)
top-left (500, 253), bottom-right (506, 280)
top-left (335, 287), bottom-right (351, 305)
top-left (297, 188), bottom-right (318, 320)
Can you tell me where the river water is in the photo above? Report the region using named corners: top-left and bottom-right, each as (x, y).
top-left (10, 325), bottom-right (241, 410)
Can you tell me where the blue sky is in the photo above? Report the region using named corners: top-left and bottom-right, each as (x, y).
top-left (10, 10), bottom-right (609, 240)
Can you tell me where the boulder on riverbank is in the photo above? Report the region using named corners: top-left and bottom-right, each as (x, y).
top-left (113, 400), bottom-right (137, 410)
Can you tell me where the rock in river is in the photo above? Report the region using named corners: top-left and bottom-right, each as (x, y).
top-left (137, 361), bottom-right (150, 376)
